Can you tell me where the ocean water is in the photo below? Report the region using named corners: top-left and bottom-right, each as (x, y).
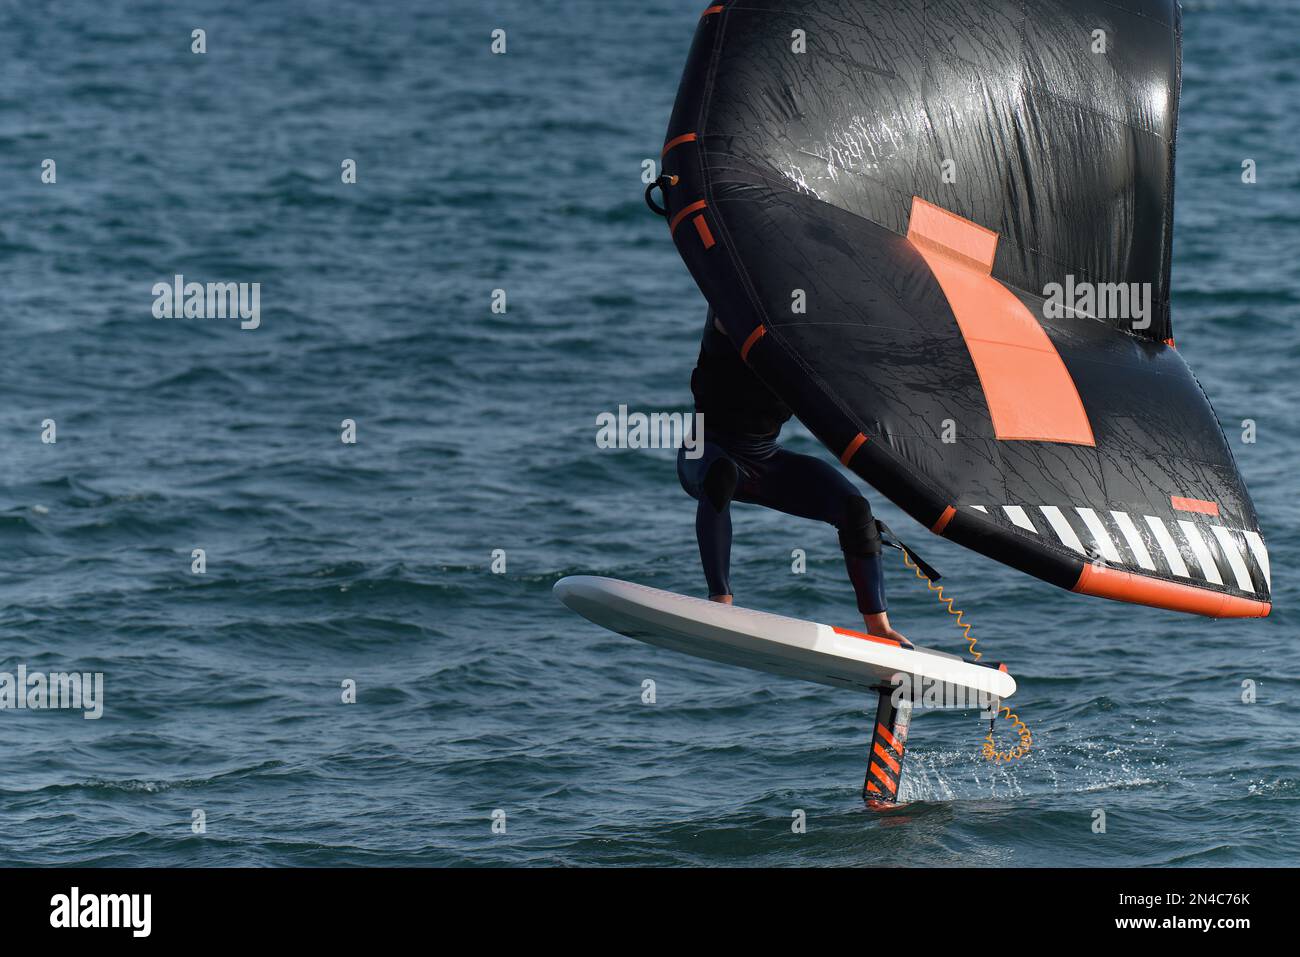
top-left (0, 0), bottom-right (1296, 867)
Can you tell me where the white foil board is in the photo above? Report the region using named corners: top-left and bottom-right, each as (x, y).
top-left (554, 576), bottom-right (1015, 700)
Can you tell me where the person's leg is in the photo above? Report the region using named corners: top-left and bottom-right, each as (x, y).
top-left (678, 444), bottom-right (740, 601)
top-left (695, 477), bottom-right (734, 601)
top-left (740, 447), bottom-right (907, 642)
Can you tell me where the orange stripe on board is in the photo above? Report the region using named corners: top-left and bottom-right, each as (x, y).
top-left (662, 132), bottom-right (698, 157)
top-left (907, 197), bottom-right (1095, 446)
top-left (740, 325), bottom-right (765, 361)
top-left (668, 200), bottom-right (707, 235)
top-left (1073, 564), bottom-right (1270, 619)
top-left (832, 625), bottom-right (903, 648)
top-left (840, 432), bottom-right (867, 465)
top-left (692, 214), bottom-right (716, 249)
top-left (872, 742), bottom-right (901, 774)
top-left (931, 505), bottom-right (956, 535)
top-left (1171, 496), bottom-right (1219, 516)
top-left (875, 723), bottom-right (903, 755)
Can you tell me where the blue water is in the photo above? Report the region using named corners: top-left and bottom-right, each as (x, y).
top-left (1, 0), bottom-right (1296, 866)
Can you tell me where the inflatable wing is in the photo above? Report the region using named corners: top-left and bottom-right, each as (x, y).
top-left (657, 0), bottom-right (1269, 617)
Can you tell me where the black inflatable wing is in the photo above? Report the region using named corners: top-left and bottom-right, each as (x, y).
top-left (658, 0), bottom-right (1269, 617)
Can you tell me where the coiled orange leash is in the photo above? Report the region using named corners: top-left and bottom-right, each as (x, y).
top-left (983, 706), bottom-right (1033, 763)
top-left (900, 550), bottom-right (1032, 763)
top-left (901, 549), bottom-right (977, 659)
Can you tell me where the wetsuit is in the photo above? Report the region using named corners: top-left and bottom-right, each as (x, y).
top-left (676, 309), bottom-right (887, 613)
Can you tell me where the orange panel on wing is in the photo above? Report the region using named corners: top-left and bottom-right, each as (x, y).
top-left (907, 197), bottom-right (1095, 447)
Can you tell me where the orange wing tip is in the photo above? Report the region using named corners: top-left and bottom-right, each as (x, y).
top-left (840, 432), bottom-right (868, 465)
top-left (931, 504), bottom-right (956, 535)
top-left (1074, 564), bottom-right (1270, 618)
top-left (701, 4), bottom-right (725, 15)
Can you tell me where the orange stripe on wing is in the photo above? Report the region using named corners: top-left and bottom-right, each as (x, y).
top-left (931, 504), bottom-right (956, 535)
top-left (909, 197), bottom-right (997, 271)
top-left (1171, 496), bottom-right (1219, 516)
top-left (740, 325), bottom-right (765, 361)
top-left (907, 196), bottom-right (1095, 446)
top-left (668, 200), bottom-right (707, 234)
top-left (661, 132), bottom-right (698, 157)
top-left (692, 215), bottom-right (715, 249)
top-left (840, 432), bottom-right (867, 465)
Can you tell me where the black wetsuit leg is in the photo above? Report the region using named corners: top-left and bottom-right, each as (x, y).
top-left (678, 443), bottom-right (740, 597)
top-left (679, 433), bottom-right (886, 613)
top-left (733, 445), bottom-right (888, 615)
top-left (695, 487), bottom-right (734, 597)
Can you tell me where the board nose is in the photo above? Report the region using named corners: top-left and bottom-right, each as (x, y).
top-left (552, 575), bottom-right (604, 610)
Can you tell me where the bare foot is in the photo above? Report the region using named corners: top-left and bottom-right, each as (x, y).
top-left (709, 594), bottom-right (734, 604)
top-left (878, 628), bottom-right (912, 647)
top-left (863, 611), bottom-right (911, 648)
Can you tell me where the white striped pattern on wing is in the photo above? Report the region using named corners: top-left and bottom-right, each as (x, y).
top-left (961, 502), bottom-right (1268, 597)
